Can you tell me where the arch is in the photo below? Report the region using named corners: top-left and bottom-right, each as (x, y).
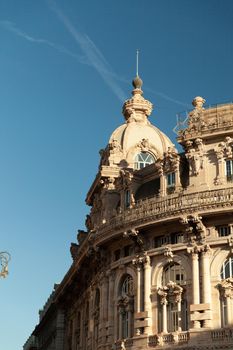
top-left (152, 253), bottom-right (192, 288)
top-left (114, 266), bottom-right (137, 340)
top-left (210, 248), bottom-right (231, 280)
top-left (154, 254), bottom-right (190, 333)
top-left (134, 152), bottom-right (156, 170)
top-left (114, 266), bottom-right (137, 301)
top-left (125, 145), bottom-right (159, 169)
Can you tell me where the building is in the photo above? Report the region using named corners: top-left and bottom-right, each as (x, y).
top-left (24, 75), bottom-right (233, 350)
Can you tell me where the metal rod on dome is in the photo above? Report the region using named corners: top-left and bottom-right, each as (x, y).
top-left (136, 49), bottom-right (139, 77)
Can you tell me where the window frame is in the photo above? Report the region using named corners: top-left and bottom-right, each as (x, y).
top-left (134, 152), bottom-right (155, 170)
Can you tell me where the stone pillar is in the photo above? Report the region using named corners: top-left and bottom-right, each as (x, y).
top-left (191, 252), bottom-right (201, 328)
top-left (200, 246), bottom-right (212, 327)
top-left (162, 301), bottom-right (168, 333)
top-left (226, 296), bottom-right (232, 326)
top-left (215, 153), bottom-right (226, 185)
top-left (177, 300), bottom-right (182, 332)
top-left (159, 168), bottom-right (166, 197)
top-left (175, 166), bottom-right (181, 190)
top-left (107, 271), bottom-right (115, 341)
top-left (118, 309), bottom-right (123, 339)
top-left (144, 255), bottom-right (152, 334)
top-left (100, 276), bottom-right (108, 344)
top-left (136, 265), bottom-right (142, 312)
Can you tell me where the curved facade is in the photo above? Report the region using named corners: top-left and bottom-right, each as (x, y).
top-left (24, 80), bottom-right (233, 350)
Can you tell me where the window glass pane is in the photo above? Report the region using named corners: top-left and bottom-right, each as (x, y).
top-left (226, 160), bottom-right (233, 181)
top-left (167, 172), bottom-right (175, 187)
top-left (162, 263), bottom-right (186, 286)
top-left (134, 152), bottom-right (155, 170)
top-left (221, 257), bottom-right (233, 279)
top-left (217, 226), bottom-right (231, 237)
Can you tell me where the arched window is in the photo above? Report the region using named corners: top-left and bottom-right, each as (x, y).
top-left (158, 263), bottom-right (187, 333)
top-left (162, 263), bottom-right (186, 286)
top-left (221, 256), bottom-right (233, 279)
top-left (219, 256), bottom-right (233, 327)
top-left (118, 274), bottom-right (134, 339)
top-left (134, 152), bottom-right (155, 170)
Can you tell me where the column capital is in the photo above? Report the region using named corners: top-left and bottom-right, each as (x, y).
top-left (158, 288), bottom-right (168, 305)
top-left (200, 244), bottom-right (212, 257)
top-left (218, 278), bottom-right (233, 299)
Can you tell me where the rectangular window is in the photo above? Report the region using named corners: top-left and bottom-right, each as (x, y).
top-left (167, 172), bottom-right (175, 187)
top-left (171, 232), bottom-right (184, 244)
top-left (217, 226), bottom-right (231, 237)
top-left (226, 160), bottom-right (233, 182)
top-left (154, 235), bottom-right (171, 248)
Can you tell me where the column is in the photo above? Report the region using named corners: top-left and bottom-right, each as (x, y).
top-left (175, 164), bottom-right (181, 190)
top-left (200, 246), bottom-right (212, 327)
top-left (177, 300), bottom-right (182, 331)
top-left (216, 154), bottom-right (225, 184)
top-left (192, 252), bottom-right (201, 328)
top-left (144, 256), bottom-right (152, 324)
top-left (159, 169), bottom-right (166, 196)
top-left (119, 309), bottom-right (123, 339)
top-left (100, 276), bottom-right (108, 344)
top-left (226, 296), bottom-right (232, 326)
top-left (107, 271), bottom-right (115, 340)
top-left (162, 300), bottom-right (168, 333)
top-left (136, 265), bottom-right (142, 312)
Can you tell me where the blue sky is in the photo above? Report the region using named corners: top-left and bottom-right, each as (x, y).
top-left (0, 0), bottom-right (232, 349)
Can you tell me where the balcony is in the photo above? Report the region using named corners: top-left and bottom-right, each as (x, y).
top-left (148, 332), bottom-right (189, 347)
top-left (97, 187), bottom-right (233, 240)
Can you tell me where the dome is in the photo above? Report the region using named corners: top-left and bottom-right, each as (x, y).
top-left (104, 76), bottom-right (175, 169)
top-left (109, 122), bottom-right (173, 159)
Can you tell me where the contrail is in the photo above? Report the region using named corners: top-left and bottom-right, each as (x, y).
top-left (145, 86), bottom-right (191, 108)
top-left (1, 18), bottom-right (190, 108)
top-left (0, 20), bottom-right (87, 65)
top-left (48, 0), bottom-right (126, 102)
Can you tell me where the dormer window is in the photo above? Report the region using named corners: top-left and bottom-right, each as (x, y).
top-left (226, 160), bottom-right (233, 182)
top-left (167, 172), bottom-right (175, 188)
top-left (134, 152), bottom-right (155, 170)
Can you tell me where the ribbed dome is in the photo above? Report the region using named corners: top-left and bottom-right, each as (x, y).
top-left (100, 76), bottom-right (175, 169)
top-left (109, 122), bottom-right (173, 159)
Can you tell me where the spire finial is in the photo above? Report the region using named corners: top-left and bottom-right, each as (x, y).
top-left (132, 49), bottom-right (143, 90)
top-left (136, 49), bottom-right (139, 77)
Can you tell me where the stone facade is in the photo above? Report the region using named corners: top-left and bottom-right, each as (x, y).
top-left (24, 77), bottom-right (233, 350)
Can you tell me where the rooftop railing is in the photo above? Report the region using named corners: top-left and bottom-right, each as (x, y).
top-left (174, 101), bottom-right (233, 135)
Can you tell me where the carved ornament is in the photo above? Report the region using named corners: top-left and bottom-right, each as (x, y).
top-left (218, 278), bottom-right (233, 299)
top-left (185, 138), bottom-right (204, 176)
top-left (163, 146), bottom-right (179, 172)
top-left (215, 136), bottom-right (233, 160)
top-left (123, 229), bottom-right (145, 252)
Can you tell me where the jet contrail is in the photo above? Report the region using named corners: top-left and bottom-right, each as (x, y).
top-left (48, 0), bottom-right (126, 102)
top-left (0, 20), bottom-right (87, 65)
top-left (1, 17), bottom-right (190, 108)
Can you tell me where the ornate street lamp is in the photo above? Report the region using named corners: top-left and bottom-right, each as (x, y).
top-left (0, 252), bottom-right (11, 278)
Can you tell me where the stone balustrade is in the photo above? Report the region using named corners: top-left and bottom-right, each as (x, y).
top-left (211, 328), bottom-right (233, 341)
top-left (98, 187), bottom-right (233, 238)
top-left (148, 332), bottom-right (189, 347)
